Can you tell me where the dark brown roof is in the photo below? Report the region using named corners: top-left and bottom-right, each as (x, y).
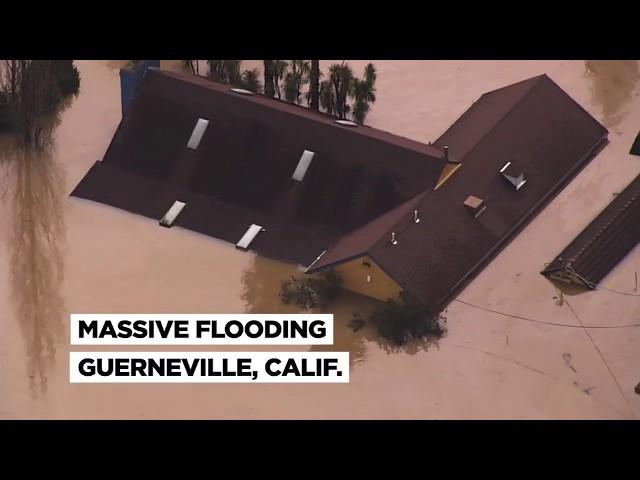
top-left (71, 68), bottom-right (446, 265)
top-left (631, 132), bottom-right (640, 156)
top-left (309, 74), bottom-right (608, 310)
top-left (541, 174), bottom-right (640, 288)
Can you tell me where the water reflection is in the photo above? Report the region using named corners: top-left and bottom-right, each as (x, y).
top-left (0, 129), bottom-right (66, 392)
top-left (241, 255), bottom-right (301, 315)
top-left (584, 60), bottom-right (640, 128)
top-left (240, 255), bottom-right (373, 364)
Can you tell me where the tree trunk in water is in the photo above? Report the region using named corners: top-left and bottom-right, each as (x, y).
top-left (310, 60), bottom-right (320, 111)
top-left (264, 60), bottom-right (275, 98)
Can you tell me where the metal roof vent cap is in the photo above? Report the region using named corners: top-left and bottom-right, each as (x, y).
top-left (500, 161), bottom-right (527, 190)
top-left (390, 232), bottom-right (398, 245)
top-left (464, 195), bottom-right (487, 218)
top-left (443, 145), bottom-right (461, 165)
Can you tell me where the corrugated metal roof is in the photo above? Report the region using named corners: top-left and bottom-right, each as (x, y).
top-left (542, 174), bottom-right (640, 288)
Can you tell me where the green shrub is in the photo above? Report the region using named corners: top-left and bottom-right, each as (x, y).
top-left (279, 270), bottom-right (343, 309)
top-left (369, 291), bottom-right (445, 346)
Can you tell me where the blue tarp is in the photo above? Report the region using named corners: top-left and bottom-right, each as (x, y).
top-left (119, 60), bottom-right (160, 116)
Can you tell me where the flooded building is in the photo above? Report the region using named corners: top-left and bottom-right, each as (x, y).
top-left (542, 173), bottom-right (640, 289)
top-left (71, 69), bottom-right (608, 312)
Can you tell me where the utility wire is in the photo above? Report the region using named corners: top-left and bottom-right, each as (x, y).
top-left (595, 285), bottom-right (640, 297)
top-left (565, 298), bottom-right (637, 420)
top-left (453, 298), bottom-right (640, 329)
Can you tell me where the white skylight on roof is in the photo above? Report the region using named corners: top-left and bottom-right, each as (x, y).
top-left (236, 224), bottom-right (264, 250)
top-left (230, 88), bottom-right (254, 96)
top-left (159, 201), bottom-right (186, 228)
top-left (186, 118), bottom-right (209, 150)
top-left (292, 150), bottom-right (315, 182)
top-left (335, 119), bottom-right (358, 127)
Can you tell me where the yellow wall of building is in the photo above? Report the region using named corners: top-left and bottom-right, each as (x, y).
top-left (334, 256), bottom-right (402, 302)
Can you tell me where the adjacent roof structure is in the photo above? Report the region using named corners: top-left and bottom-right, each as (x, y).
top-left (72, 70), bottom-right (608, 311)
top-left (71, 69), bottom-right (446, 265)
top-left (308, 75), bottom-right (608, 310)
top-left (541, 174), bottom-right (640, 289)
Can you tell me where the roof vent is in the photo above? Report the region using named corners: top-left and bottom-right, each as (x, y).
top-left (335, 119), bottom-right (358, 127)
top-left (236, 224), bottom-right (265, 250)
top-left (443, 145), bottom-right (461, 165)
top-left (390, 232), bottom-right (398, 245)
top-left (413, 209), bottom-right (420, 223)
top-left (500, 162), bottom-right (526, 190)
top-left (159, 200), bottom-right (186, 228)
top-left (292, 150), bottom-right (315, 181)
top-left (464, 195), bottom-right (486, 218)
top-left (230, 88), bottom-right (254, 96)
top-left (186, 118), bottom-right (209, 150)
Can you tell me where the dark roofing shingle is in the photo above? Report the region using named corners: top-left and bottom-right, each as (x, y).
top-left (310, 75), bottom-right (608, 310)
top-left (72, 68), bottom-right (608, 311)
top-left (631, 132), bottom-right (640, 156)
top-left (541, 174), bottom-right (640, 288)
top-left (71, 68), bottom-right (446, 265)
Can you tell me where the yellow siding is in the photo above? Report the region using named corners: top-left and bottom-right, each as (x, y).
top-left (334, 256), bottom-right (402, 301)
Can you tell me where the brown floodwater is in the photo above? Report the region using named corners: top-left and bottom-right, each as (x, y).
top-left (1, 60), bottom-right (639, 419)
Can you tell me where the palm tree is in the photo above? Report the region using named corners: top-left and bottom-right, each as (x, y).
top-left (207, 60), bottom-right (242, 85)
top-left (319, 79), bottom-right (335, 116)
top-left (292, 60), bottom-right (310, 103)
top-left (184, 60), bottom-right (199, 75)
top-left (283, 60), bottom-right (310, 104)
top-left (284, 71), bottom-right (298, 103)
top-left (263, 60), bottom-right (275, 97)
top-left (329, 62), bottom-right (354, 119)
top-left (310, 60), bottom-right (320, 111)
top-left (207, 60), bottom-right (226, 82)
top-left (272, 60), bottom-right (288, 100)
top-left (363, 63), bottom-right (377, 91)
top-left (349, 64), bottom-right (377, 124)
top-left (240, 68), bottom-right (262, 93)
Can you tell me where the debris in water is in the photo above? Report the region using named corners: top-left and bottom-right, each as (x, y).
top-left (562, 353), bottom-right (577, 373)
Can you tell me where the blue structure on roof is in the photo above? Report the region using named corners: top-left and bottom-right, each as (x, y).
top-left (119, 60), bottom-right (160, 117)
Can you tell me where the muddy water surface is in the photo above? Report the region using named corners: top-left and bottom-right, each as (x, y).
top-left (1, 60), bottom-right (639, 419)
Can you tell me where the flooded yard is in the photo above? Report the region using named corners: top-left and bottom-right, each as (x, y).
top-left (0, 60), bottom-right (639, 419)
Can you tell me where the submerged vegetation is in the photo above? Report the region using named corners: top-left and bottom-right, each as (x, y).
top-left (264, 60), bottom-right (378, 124)
top-left (279, 270), bottom-right (343, 309)
top-left (0, 60), bottom-right (80, 147)
top-left (278, 269), bottom-right (444, 348)
top-left (368, 291), bottom-right (446, 347)
top-left (207, 60), bottom-right (262, 93)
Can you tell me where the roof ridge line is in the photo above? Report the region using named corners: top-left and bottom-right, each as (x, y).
top-left (437, 75), bottom-right (545, 164)
top-left (153, 69), bottom-right (445, 159)
top-left (364, 73), bottom-right (549, 255)
top-left (365, 75), bottom-right (548, 260)
top-left (367, 188), bottom-right (433, 254)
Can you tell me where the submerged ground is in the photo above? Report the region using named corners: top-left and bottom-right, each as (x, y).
top-left (0, 60), bottom-right (639, 419)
